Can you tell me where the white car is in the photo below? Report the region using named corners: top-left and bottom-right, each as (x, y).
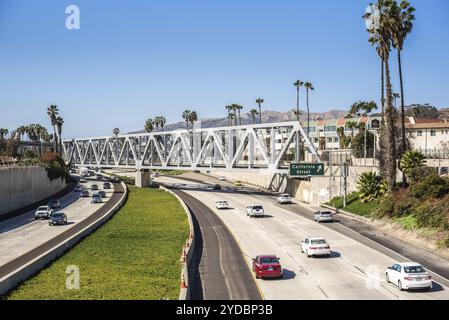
top-left (218, 176), bottom-right (226, 181)
top-left (314, 211), bottom-right (334, 223)
top-left (386, 262), bottom-right (432, 291)
top-left (300, 236), bottom-right (331, 257)
top-left (34, 206), bottom-right (53, 219)
top-left (277, 194), bottom-right (292, 204)
top-left (152, 172), bottom-right (160, 178)
top-left (246, 204), bottom-right (264, 218)
top-left (216, 200), bottom-right (229, 209)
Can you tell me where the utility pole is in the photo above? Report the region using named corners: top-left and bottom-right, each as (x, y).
top-left (343, 163), bottom-right (348, 208)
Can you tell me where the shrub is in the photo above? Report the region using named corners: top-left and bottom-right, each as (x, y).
top-left (400, 150), bottom-right (426, 181)
top-left (414, 198), bottom-right (449, 230)
top-left (357, 171), bottom-right (383, 202)
top-left (409, 172), bottom-right (449, 200)
top-left (377, 188), bottom-right (414, 218)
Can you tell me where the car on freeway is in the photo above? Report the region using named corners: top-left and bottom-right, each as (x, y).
top-left (48, 212), bottom-right (68, 226)
top-left (91, 184), bottom-right (99, 191)
top-left (277, 194), bottom-right (292, 204)
top-left (79, 177), bottom-right (87, 183)
top-left (234, 180), bottom-right (243, 187)
top-left (300, 236), bottom-right (331, 257)
top-left (152, 172), bottom-right (160, 178)
top-left (74, 185), bottom-right (82, 192)
top-left (80, 189), bottom-right (90, 197)
top-left (98, 190), bottom-right (107, 198)
top-left (218, 176), bottom-right (226, 181)
top-left (34, 206), bottom-right (53, 220)
top-left (314, 210), bottom-right (334, 223)
top-left (103, 182), bottom-right (112, 189)
top-left (386, 262), bottom-right (432, 291)
top-left (48, 199), bottom-right (61, 209)
top-left (96, 174), bottom-right (103, 180)
top-left (91, 193), bottom-right (102, 204)
top-left (216, 200), bottom-right (229, 209)
top-left (252, 255), bottom-right (283, 279)
top-left (213, 184), bottom-right (222, 190)
top-left (246, 204), bottom-right (264, 218)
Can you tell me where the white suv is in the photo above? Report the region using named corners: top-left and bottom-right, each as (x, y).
top-left (277, 194), bottom-right (292, 204)
top-left (34, 206), bottom-right (53, 220)
top-left (246, 204), bottom-right (264, 218)
top-left (216, 200), bottom-right (229, 210)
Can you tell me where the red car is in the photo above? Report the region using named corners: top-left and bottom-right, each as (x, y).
top-left (252, 255), bottom-right (283, 279)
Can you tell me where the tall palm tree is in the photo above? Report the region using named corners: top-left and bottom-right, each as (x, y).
top-left (364, 0), bottom-right (398, 188)
top-left (392, 92), bottom-right (400, 108)
top-left (145, 118), bottom-right (154, 133)
top-left (234, 104), bottom-right (243, 125)
top-left (255, 98), bottom-right (264, 124)
top-left (0, 128), bottom-right (8, 139)
top-left (304, 82), bottom-right (314, 136)
top-left (182, 110), bottom-right (191, 130)
top-left (47, 105), bottom-right (59, 152)
top-left (293, 80), bottom-right (304, 121)
top-left (16, 126), bottom-right (26, 141)
top-left (346, 121), bottom-right (359, 141)
top-left (159, 116), bottom-right (166, 131)
top-left (56, 116), bottom-right (64, 154)
top-left (225, 105), bottom-right (233, 126)
top-left (154, 116), bottom-right (160, 132)
top-left (228, 112), bottom-right (235, 126)
top-left (112, 128), bottom-right (120, 136)
top-left (188, 111), bottom-right (198, 129)
top-left (389, 0), bottom-right (415, 158)
top-left (249, 109), bottom-right (259, 124)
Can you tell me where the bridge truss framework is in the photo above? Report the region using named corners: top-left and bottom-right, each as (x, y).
top-left (62, 121), bottom-right (320, 174)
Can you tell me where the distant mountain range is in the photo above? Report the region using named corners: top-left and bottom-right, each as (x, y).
top-left (129, 109), bottom-right (348, 134)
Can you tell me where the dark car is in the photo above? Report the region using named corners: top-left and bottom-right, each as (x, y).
top-left (252, 255), bottom-right (283, 279)
top-left (98, 190), bottom-right (107, 198)
top-left (103, 182), bottom-right (111, 189)
top-left (80, 190), bottom-right (89, 197)
top-left (49, 212), bottom-right (67, 226)
top-left (74, 185), bottom-right (82, 192)
top-left (91, 184), bottom-right (99, 191)
top-left (96, 174), bottom-right (103, 180)
top-left (213, 184), bottom-right (222, 190)
top-left (48, 199), bottom-right (61, 209)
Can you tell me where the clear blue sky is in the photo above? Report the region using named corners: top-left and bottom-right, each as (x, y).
top-left (1, 0), bottom-right (448, 139)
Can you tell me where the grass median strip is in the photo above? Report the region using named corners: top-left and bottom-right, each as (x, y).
top-left (5, 186), bottom-right (189, 300)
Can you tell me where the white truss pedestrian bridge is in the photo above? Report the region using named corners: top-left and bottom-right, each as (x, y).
top-left (62, 121), bottom-right (320, 174)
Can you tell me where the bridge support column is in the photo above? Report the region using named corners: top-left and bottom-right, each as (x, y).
top-left (135, 169), bottom-right (152, 188)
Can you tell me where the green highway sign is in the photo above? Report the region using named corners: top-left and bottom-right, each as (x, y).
top-left (290, 162), bottom-right (324, 176)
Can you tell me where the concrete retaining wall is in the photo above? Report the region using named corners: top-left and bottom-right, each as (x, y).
top-left (0, 166), bottom-right (66, 217)
top-left (0, 181), bottom-right (128, 296)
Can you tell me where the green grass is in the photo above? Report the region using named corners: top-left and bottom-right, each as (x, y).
top-left (326, 192), bottom-right (380, 217)
top-left (394, 215), bottom-right (418, 230)
top-left (5, 186), bottom-right (189, 300)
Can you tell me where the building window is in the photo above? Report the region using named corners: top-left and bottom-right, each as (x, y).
top-left (417, 130), bottom-right (422, 136)
top-left (334, 137), bottom-right (339, 143)
top-left (431, 130), bottom-right (436, 136)
top-left (327, 137), bottom-right (332, 143)
top-left (314, 138), bottom-right (319, 143)
top-left (324, 126), bottom-right (336, 132)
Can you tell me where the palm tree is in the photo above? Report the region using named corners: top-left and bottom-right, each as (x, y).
top-left (225, 105), bottom-right (233, 126)
top-left (230, 104), bottom-right (243, 125)
top-left (293, 80), bottom-right (304, 121)
top-left (399, 150), bottom-right (425, 180)
top-left (16, 126), bottom-right (27, 141)
top-left (346, 121), bottom-right (359, 141)
top-left (336, 127), bottom-right (347, 149)
top-left (249, 109), bottom-right (259, 124)
top-left (145, 118), bottom-right (154, 133)
top-left (390, 0), bottom-right (415, 158)
top-left (228, 112), bottom-right (236, 126)
top-left (304, 82), bottom-right (314, 136)
top-left (188, 111), bottom-right (198, 129)
top-left (364, 0), bottom-right (398, 188)
top-left (56, 116), bottom-right (64, 154)
top-left (392, 92), bottom-right (400, 108)
top-left (47, 105), bottom-right (59, 152)
top-left (0, 128), bottom-right (8, 139)
top-left (159, 116), bottom-right (166, 131)
top-left (182, 110), bottom-right (191, 130)
top-left (112, 128), bottom-right (120, 136)
top-left (292, 109), bottom-right (302, 120)
top-left (255, 98), bottom-right (264, 124)
top-left (154, 116), bottom-right (160, 132)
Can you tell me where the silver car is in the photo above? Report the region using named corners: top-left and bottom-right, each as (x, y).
top-left (277, 194), bottom-right (292, 204)
top-left (314, 211), bottom-right (334, 223)
top-left (91, 193), bottom-right (102, 204)
top-left (35, 206), bottom-right (53, 219)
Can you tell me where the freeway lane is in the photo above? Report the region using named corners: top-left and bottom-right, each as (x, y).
top-left (157, 176), bottom-right (449, 300)
top-left (0, 177), bottom-right (123, 280)
top-left (169, 188), bottom-right (262, 300)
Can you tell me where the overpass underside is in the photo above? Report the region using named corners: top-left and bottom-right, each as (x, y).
top-left (62, 121), bottom-right (320, 174)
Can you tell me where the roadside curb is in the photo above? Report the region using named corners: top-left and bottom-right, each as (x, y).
top-left (159, 186), bottom-right (195, 300)
top-left (0, 180), bottom-right (128, 297)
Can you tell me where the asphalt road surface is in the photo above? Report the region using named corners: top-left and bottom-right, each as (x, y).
top-left (0, 176), bottom-right (123, 280)
top-left (157, 175), bottom-right (449, 300)
top-left (170, 188), bottom-right (262, 300)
